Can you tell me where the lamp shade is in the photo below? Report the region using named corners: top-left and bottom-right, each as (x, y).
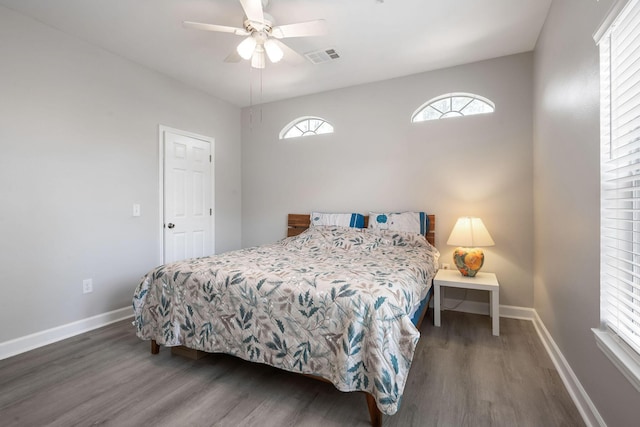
top-left (237, 36), bottom-right (257, 60)
top-left (447, 217), bottom-right (495, 247)
top-left (264, 39), bottom-right (284, 63)
top-left (251, 45), bottom-right (266, 69)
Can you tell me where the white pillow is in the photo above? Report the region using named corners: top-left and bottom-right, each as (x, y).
top-left (368, 212), bottom-right (428, 234)
top-left (311, 212), bottom-right (365, 228)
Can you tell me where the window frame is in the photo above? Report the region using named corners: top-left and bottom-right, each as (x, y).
top-left (279, 116), bottom-right (334, 140)
top-left (411, 92), bottom-right (495, 123)
top-left (594, 0), bottom-right (640, 392)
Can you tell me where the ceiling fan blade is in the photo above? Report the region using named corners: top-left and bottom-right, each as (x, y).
top-left (271, 39), bottom-right (306, 65)
top-left (271, 19), bottom-right (327, 39)
top-left (239, 0), bottom-right (264, 23)
top-left (183, 21), bottom-right (249, 36)
top-left (224, 50), bottom-right (243, 63)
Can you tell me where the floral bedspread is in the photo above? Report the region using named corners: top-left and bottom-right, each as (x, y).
top-left (132, 226), bottom-right (439, 415)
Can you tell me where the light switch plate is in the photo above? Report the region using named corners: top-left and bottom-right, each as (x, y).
top-left (133, 204), bottom-right (141, 217)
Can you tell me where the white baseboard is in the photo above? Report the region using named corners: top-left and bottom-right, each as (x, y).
top-left (443, 300), bottom-right (602, 427)
top-left (532, 311), bottom-right (606, 427)
top-left (441, 298), bottom-right (490, 315)
top-left (0, 307), bottom-right (133, 361)
top-left (442, 298), bottom-right (535, 320)
top-left (500, 304), bottom-right (536, 320)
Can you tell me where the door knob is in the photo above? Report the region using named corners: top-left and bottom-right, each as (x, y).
top-left (167, 223), bottom-right (175, 229)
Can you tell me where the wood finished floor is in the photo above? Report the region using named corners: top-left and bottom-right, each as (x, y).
top-left (0, 310), bottom-right (584, 427)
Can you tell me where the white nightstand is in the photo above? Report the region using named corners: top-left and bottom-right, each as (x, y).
top-left (433, 269), bottom-right (500, 336)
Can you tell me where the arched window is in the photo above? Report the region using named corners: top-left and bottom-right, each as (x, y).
top-left (279, 116), bottom-right (334, 139)
top-left (411, 93), bottom-right (495, 123)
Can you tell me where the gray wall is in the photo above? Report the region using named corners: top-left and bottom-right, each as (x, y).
top-left (242, 53), bottom-right (534, 308)
top-left (2, 0), bottom-right (637, 423)
top-left (0, 6), bottom-right (242, 342)
top-left (533, 0), bottom-right (640, 425)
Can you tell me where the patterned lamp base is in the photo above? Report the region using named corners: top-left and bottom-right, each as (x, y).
top-left (453, 247), bottom-right (485, 277)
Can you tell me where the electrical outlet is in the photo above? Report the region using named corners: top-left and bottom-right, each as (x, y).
top-left (83, 278), bottom-right (93, 294)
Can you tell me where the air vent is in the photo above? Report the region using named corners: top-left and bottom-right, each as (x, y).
top-left (305, 48), bottom-right (340, 64)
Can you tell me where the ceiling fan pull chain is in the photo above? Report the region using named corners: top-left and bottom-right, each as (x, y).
top-left (249, 63), bottom-right (254, 129)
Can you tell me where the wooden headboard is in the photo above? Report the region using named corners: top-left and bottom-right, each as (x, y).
top-left (288, 213), bottom-right (436, 246)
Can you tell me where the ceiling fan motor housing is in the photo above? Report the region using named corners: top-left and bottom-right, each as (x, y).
top-left (244, 12), bottom-right (274, 35)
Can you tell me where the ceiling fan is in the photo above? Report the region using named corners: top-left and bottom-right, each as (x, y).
top-left (184, 0), bottom-right (327, 69)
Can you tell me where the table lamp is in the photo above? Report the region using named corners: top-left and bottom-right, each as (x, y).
top-left (447, 217), bottom-right (495, 277)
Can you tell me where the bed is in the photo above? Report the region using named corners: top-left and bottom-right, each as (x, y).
top-left (132, 213), bottom-right (439, 426)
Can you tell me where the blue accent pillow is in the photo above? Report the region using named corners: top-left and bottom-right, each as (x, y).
top-left (368, 211), bottom-right (429, 235)
top-left (311, 212), bottom-right (365, 228)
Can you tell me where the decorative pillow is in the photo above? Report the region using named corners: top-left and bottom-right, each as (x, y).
top-left (311, 212), bottom-right (365, 228)
top-left (368, 211), bottom-right (429, 235)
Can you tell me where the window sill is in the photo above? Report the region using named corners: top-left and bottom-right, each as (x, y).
top-left (592, 328), bottom-right (640, 392)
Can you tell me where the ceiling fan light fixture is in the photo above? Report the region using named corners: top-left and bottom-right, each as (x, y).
top-left (237, 36), bottom-right (257, 60)
top-left (264, 39), bottom-right (284, 63)
top-left (251, 46), bottom-right (266, 69)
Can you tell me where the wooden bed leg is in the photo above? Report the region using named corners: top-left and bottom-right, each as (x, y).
top-left (364, 393), bottom-right (383, 427)
top-left (151, 340), bottom-right (160, 354)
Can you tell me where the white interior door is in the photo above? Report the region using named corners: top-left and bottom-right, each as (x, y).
top-left (163, 130), bottom-right (213, 264)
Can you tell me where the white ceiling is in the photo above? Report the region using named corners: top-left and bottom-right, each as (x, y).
top-left (0, 0), bottom-right (552, 107)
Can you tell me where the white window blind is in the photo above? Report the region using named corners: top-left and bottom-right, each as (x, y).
top-left (600, 0), bottom-right (640, 358)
